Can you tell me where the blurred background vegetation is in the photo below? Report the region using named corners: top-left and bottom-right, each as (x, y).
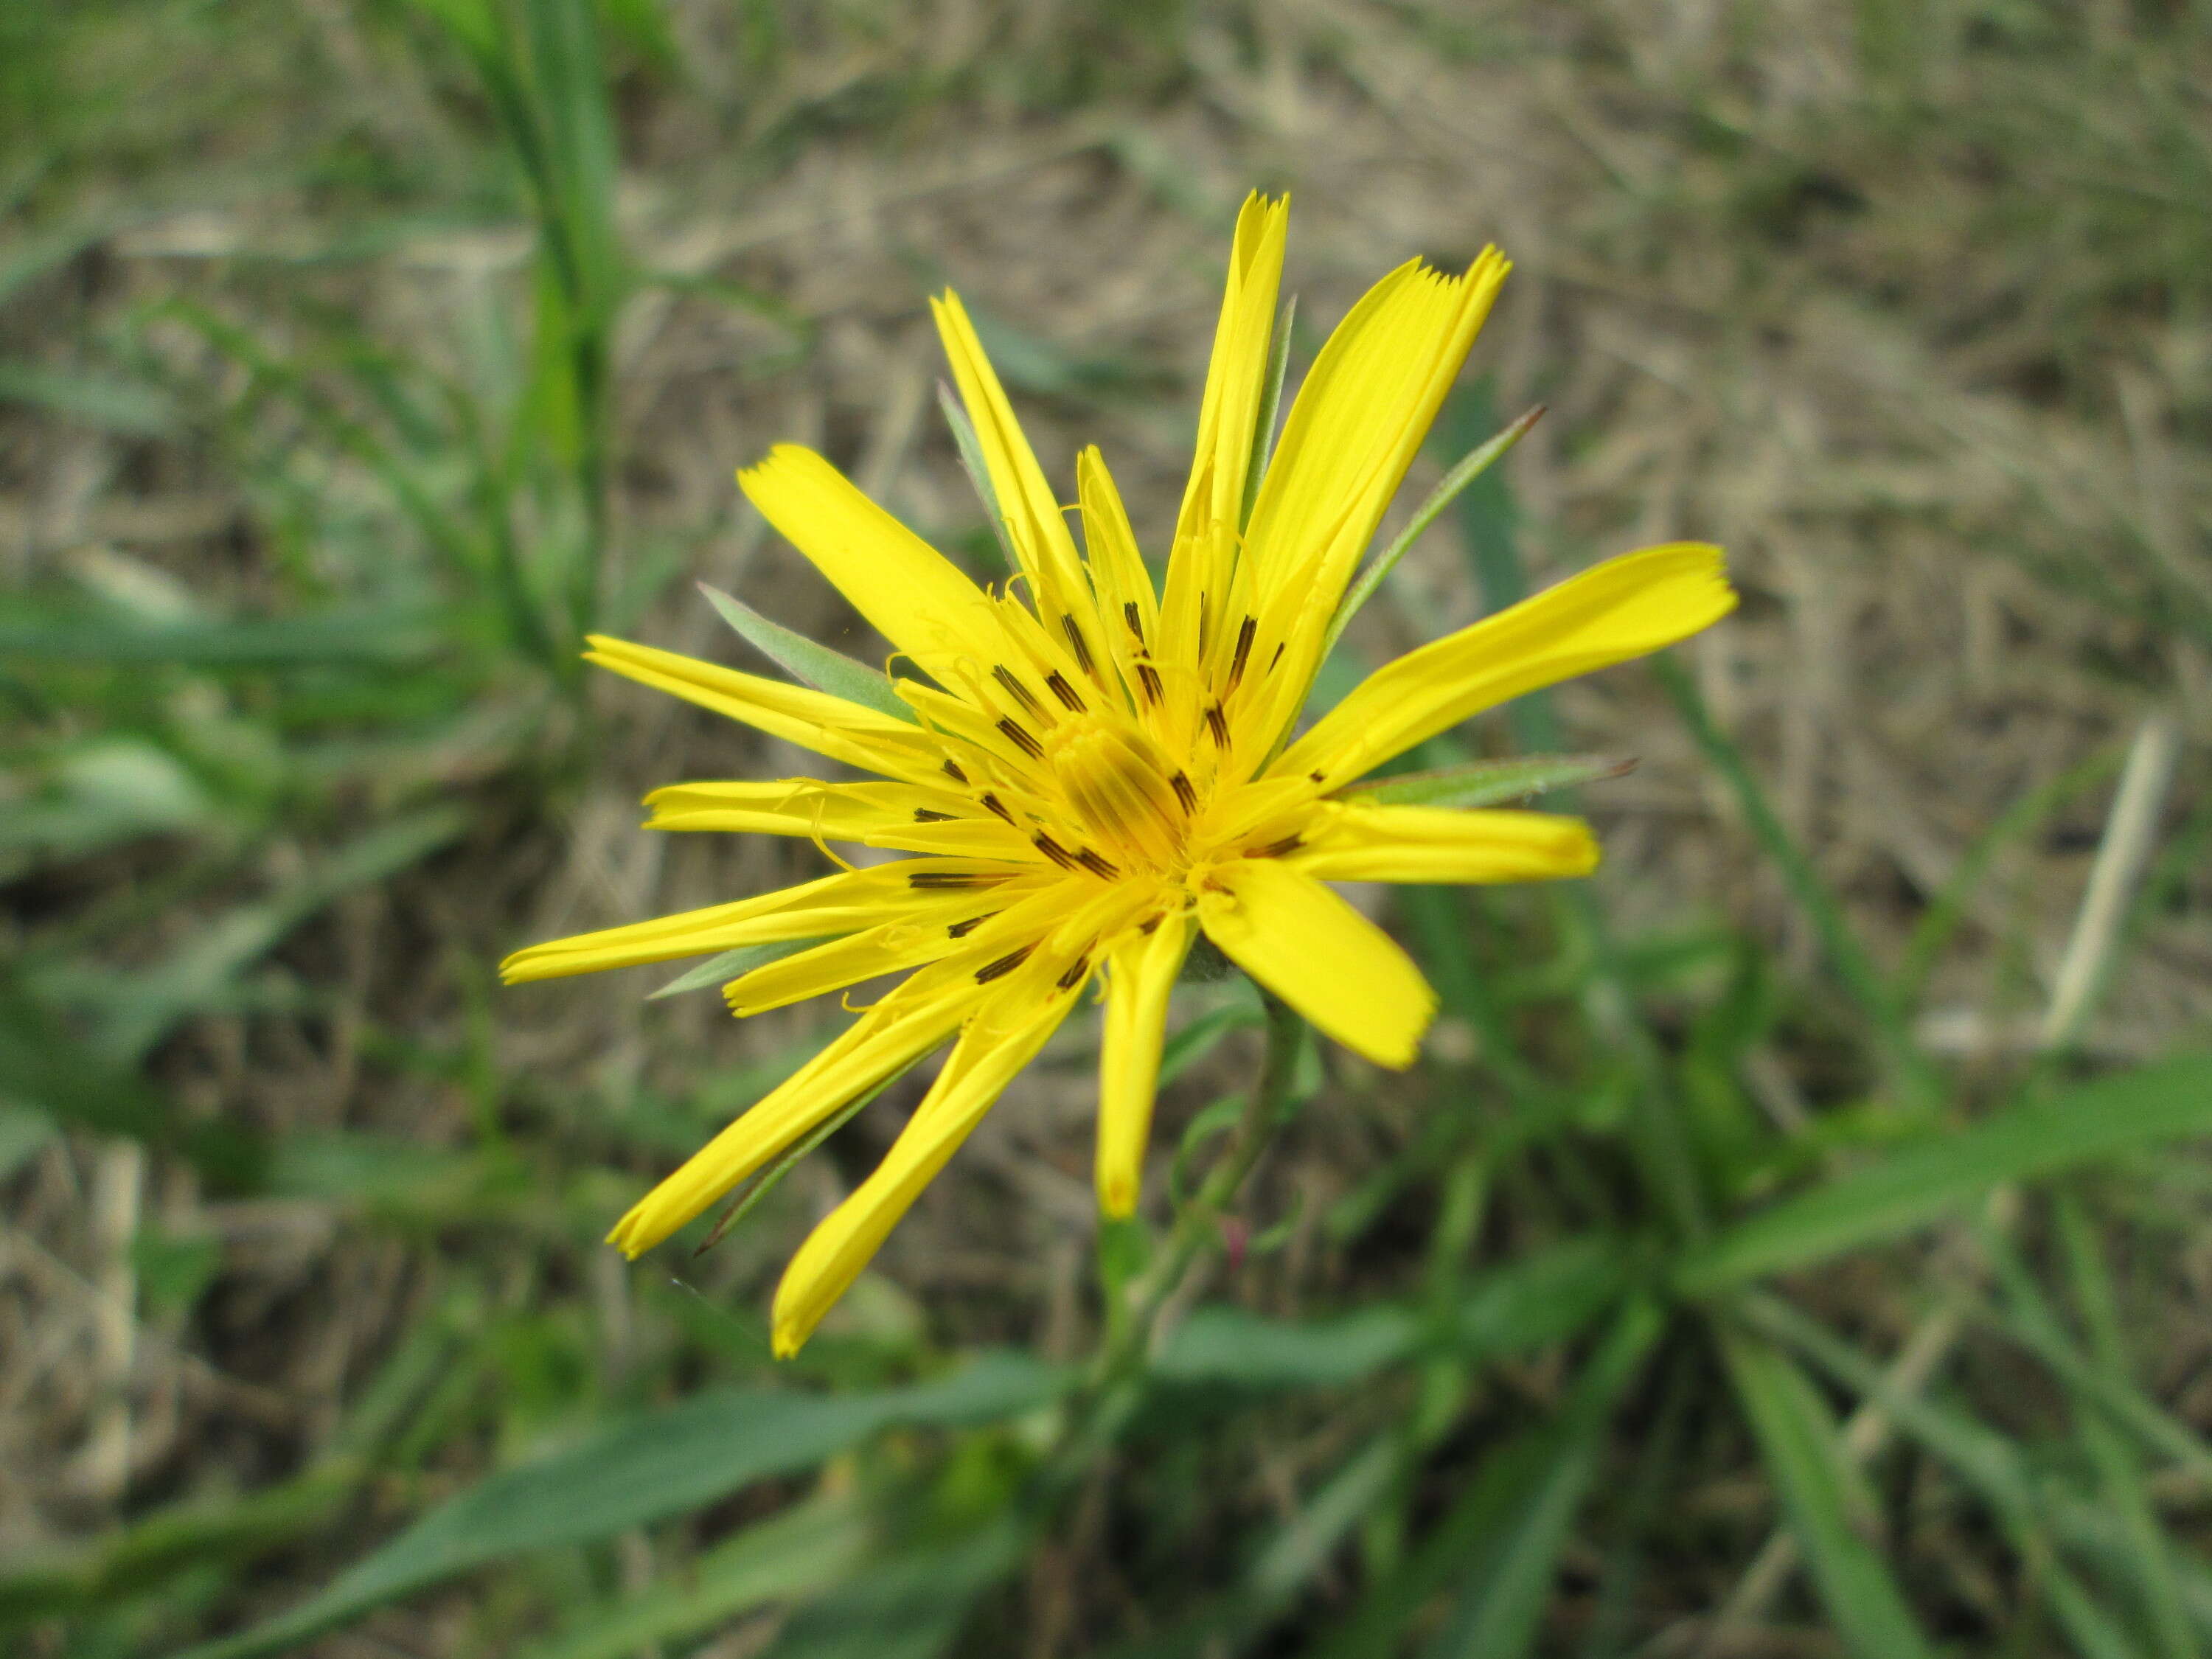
top-left (4, 1), bottom-right (2211, 1655)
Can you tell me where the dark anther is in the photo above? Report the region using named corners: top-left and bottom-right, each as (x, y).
top-left (1169, 771), bottom-right (1198, 813)
top-left (1137, 915), bottom-right (1161, 935)
top-left (1205, 702), bottom-right (1230, 747)
top-left (910, 870), bottom-right (1001, 888)
top-left (975, 944), bottom-right (1035, 983)
top-left (1123, 601), bottom-right (1144, 641)
top-left (1250, 834), bottom-right (1304, 859)
top-left (1308, 770), bottom-right (1326, 784)
top-left (1032, 834), bottom-right (1079, 870)
top-left (980, 793), bottom-right (1014, 823)
top-left (1267, 642), bottom-right (1284, 672)
top-left (913, 809), bottom-right (956, 822)
top-left (1062, 615), bottom-right (1096, 675)
top-left (1056, 956), bottom-right (1091, 990)
top-left (942, 759), bottom-right (969, 784)
top-left (992, 665), bottom-right (1042, 714)
top-left (998, 718), bottom-right (1046, 760)
top-left (1226, 616), bottom-right (1256, 692)
top-left (1197, 594), bottom-right (1211, 654)
top-left (1074, 849), bottom-right (1119, 880)
top-left (1045, 671), bottom-right (1086, 712)
top-left (1136, 664), bottom-right (1164, 706)
top-left (947, 914), bottom-right (989, 938)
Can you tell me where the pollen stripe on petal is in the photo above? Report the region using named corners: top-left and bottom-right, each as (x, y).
top-left (1062, 615), bottom-right (1096, 675)
top-left (998, 717), bottom-right (1046, 760)
top-left (1032, 833), bottom-right (1079, 870)
top-left (975, 944), bottom-right (1035, 983)
top-left (992, 665), bottom-right (1042, 714)
top-left (1226, 616), bottom-right (1256, 692)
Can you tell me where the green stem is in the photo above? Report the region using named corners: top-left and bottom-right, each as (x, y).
top-left (1051, 990), bottom-right (1307, 1468)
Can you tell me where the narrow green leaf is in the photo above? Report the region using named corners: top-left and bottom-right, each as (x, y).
top-left (177, 1353), bottom-right (1066, 1659)
top-left (1154, 1237), bottom-right (1624, 1390)
top-left (1422, 1299), bottom-right (1662, 1659)
top-left (1716, 1325), bottom-right (1936, 1659)
top-left (762, 1514), bottom-right (1029, 1659)
top-left (1343, 754), bottom-right (1633, 811)
top-left (1655, 653), bottom-right (1944, 1111)
top-left (1237, 295), bottom-right (1296, 533)
top-left (1247, 1435), bottom-right (1397, 1604)
top-left (697, 582), bottom-right (917, 722)
top-left (1158, 1001), bottom-right (1265, 1086)
top-left (1304, 1299), bottom-right (1658, 1659)
top-left (1320, 404), bottom-right (1543, 664)
top-left (518, 1495), bottom-right (874, 1659)
top-left (1677, 1055), bottom-right (2212, 1293)
top-left (937, 381), bottom-right (1018, 576)
top-left (0, 361), bottom-right (178, 434)
top-left (1743, 1293), bottom-right (2166, 1658)
top-left (691, 1054), bottom-right (928, 1254)
top-left (2056, 1197), bottom-right (2200, 1659)
top-left (650, 935), bottom-right (836, 1001)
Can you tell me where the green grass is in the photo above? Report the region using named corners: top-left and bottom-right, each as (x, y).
top-left (4, 2), bottom-right (2210, 1657)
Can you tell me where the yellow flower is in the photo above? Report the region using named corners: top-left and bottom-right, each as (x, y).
top-left (504, 194), bottom-right (1734, 1357)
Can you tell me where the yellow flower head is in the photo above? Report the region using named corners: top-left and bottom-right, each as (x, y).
top-left (504, 194), bottom-right (1735, 1357)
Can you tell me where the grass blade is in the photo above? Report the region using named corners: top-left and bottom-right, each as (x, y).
top-left (1677, 1054), bottom-right (2212, 1292)
top-left (177, 1354), bottom-right (1065, 1659)
top-left (1420, 1298), bottom-right (1662, 1659)
top-left (695, 582), bottom-right (917, 720)
top-left (937, 381), bottom-right (1018, 576)
top-left (1652, 653), bottom-right (1943, 1111)
top-left (518, 1495), bottom-right (874, 1659)
top-left (1716, 1324), bottom-right (1935, 1659)
top-left (649, 935), bottom-right (836, 1001)
top-left (1321, 404), bottom-right (1543, 664)
top-left (1342, 754), bottom-right (1633, 810)
top-left (2055, 1195), bottom-right (2199, 1659)
top-left (1237, 295), bottom-right (1296, 532)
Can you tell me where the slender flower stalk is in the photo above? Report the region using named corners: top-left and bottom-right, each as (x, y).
top-left (504, 193), bottom-right (1736, 1357)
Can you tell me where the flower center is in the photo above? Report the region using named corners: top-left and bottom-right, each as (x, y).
top-left (1043, 714), bottom-right (1193, 873)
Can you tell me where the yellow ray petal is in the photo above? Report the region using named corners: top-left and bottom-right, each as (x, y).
top-left (1278, 542), bottom-right (1736, 789)
top-left (1075, 445), bottom-right (1161, 706)
top-left (585, 635), bottom-right (942, 784)
top-left (1173, 192), bottom-right (1290, 549)
top-left (1288, 802), bottom-right (1599, 883)
top-left (499, 863), bottom-right (1025, 984)
top-left (736, 445), bottom-right (1015, 683)
top-left (726, 919), bottom-right (969, 1016)
top-left (770, 961), bottom-right (1084, 1355)
top-left (1245, 250), bottom-right (1506, 618)
top-left (931, 291), bottom-right (1106, 669)
top-left (607, 966), bottom-right (982, 1257)
top-left (1195, 859), bottom-right (1435, 1068)
top-left (1231, 250), bottom-right (1510, 757)
top-left (1096, 905), bottom-right (1197, 1216)
top-left (645, 779), bottom-right (1037, 861)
